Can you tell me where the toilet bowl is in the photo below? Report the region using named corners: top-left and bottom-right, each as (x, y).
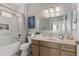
top-left (20, 43), bottom-right (30, 50)
top-left (20, 36), bottom-right (32, 56)
top-left (20, 43), bottom-right (31, 56)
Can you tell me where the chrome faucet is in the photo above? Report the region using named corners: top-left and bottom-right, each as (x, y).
top-left (59, 34), bottom-right (64, 39)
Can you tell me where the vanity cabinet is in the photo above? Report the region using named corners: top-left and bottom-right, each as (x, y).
top-left (40, 46), bottom-right (49, 56)
top-left (40, 41), bottom-right (60, 56)
top-left (40, 41), bottom-right (60, 49)
top-left (60, 44), bottom-right (76, 56)
top-left (32, 40), bottom-right (76, 56)
top-left (48, 48), bottom-right (60, 56)
top-left (32, 40), bottom-right (40, 56)
top-left (32, 44), bottom-right (39, 56)
top-left (61, 51), bottom-right (75, 56)
top-left (40, 46), bottom-right (60, 56)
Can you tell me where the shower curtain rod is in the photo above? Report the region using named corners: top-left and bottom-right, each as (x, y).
top-left (0, 4), bottom-right (24, 15)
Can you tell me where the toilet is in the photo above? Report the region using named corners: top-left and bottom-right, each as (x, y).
top-left (20, 36), bottom-right (32, 56)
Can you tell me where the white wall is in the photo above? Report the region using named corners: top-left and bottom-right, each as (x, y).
top-left (16, 4), bottom-right (28, 43)
top-left (0, 16), bottom-right (19, 47)
top-left (76, 4), bottom-right (79, 40)
top-left (0, 4), bottom-right (27, 43)
top-left (0, 4), bottom-right (19, 47)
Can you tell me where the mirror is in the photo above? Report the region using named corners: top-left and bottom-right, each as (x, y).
top-left (50, 16), bottom-right (66, 33)
top-left (39, 10), bottom-right (77, 33)
top-left (39, 18), bottom-right (50, 31)
top-left (39, 13), bottom-right (67, 33)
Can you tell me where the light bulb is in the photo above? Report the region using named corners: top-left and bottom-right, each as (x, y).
top-left (45, 9), bottom-right (48, 14)
top-left (56, 7), bottom-right (60, 12)
top-left (49, 8), bottom-right (54, 13)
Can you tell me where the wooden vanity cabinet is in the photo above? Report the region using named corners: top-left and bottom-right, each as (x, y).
top-left (40, 46), bottom-right (49, 56)
top-left (32, 44), bottom-right (39, 56)
top-left (40, 41), bottom-right (60, 49)
top-left (48, 48), bottom-right (60, 56)
top-left (40, 41), bottom-right (60, 56)
top-left (60, 44), bottom-right (76, 56)
top-left (61, 51), bottom-right (76, 56)
top-left (32, 40), bottom-right (40, 56)
top-left (40, 47), bottom-right (60, 56)
top-left (32, 40), bottom-right (76, 56)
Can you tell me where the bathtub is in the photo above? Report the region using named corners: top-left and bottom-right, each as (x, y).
top-left (0, 41), bottom-right (20, 56)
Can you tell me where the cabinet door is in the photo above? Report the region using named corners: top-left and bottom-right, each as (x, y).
top-left (61, 51), bottom-right (75, 56)
top-left (61, 44), bottom-right (76, 53)
top-left (40, 46), bottom-right (49, 56)
top-left (48, 48), bottom-right (60, 56)
top-left (32, 44), bottom-right (39, 56)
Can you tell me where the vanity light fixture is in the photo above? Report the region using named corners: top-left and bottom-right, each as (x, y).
top-left (49, 7), bottom-right (54, 13)
top-left (44, 7), bottom-right (54, 14)
top-left (45, 9), bottom-right (49, 14)
top-left (56, 6), bottom-right (60, 12)
top-left (44, 6), bottom-right (61, 18)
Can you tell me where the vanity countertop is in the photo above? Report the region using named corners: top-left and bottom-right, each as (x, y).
top-left (32, 37), bottom-right (77, 45)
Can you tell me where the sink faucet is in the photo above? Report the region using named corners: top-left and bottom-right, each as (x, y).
top-left (59, 34), bottom-right (64, 39)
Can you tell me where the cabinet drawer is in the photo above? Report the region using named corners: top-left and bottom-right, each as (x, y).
top-left (61, 44), bottom-right (76, 52)
top-left (40, 41), bottom-right (60, 49)
top-left (32, 40), bottom-right (39, 45)
top-left (61, 51), bottom-right (75, 56)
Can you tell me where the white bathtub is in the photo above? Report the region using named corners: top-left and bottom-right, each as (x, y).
top-left (0, 41), bottom-right (20, 56)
